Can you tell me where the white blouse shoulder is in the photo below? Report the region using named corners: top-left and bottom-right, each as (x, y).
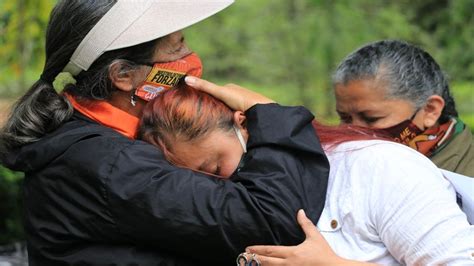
top-left (319, 140), bottom-right (473, 265)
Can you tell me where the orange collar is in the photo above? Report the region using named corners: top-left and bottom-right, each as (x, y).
top-left (65, 93), bottom-right (139, 139)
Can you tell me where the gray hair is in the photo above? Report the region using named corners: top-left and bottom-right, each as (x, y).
top-left (332, 40), bottom-right (457, 123)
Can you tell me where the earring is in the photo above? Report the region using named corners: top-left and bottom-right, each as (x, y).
top-left (130, 90), bottom-right (137, 107)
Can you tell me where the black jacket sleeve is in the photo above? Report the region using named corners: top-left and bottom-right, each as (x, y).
top-left (106, 104), bottom-right (329, 264)
top-left (9, 103), bottom-right (329, 265)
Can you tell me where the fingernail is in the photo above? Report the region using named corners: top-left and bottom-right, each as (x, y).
top-left (299, 209), bottom-right (306, 216)
top-left (185, 76), bottom-right (196, 86)
top-left (245, 248), bottom-right (251, 253)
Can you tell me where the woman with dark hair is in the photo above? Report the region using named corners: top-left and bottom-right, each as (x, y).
top-left (0, 1), bottom-right (331, 264)
top-left (139, 83), bottom-right (473, 265)
top-left (332, 40), bottom-right (473, 176)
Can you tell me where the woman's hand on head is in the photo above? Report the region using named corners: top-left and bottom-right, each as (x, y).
top-left (184, 76), bottom-right (274, 111)
top-left (245, 210), bottom-right (376, 266)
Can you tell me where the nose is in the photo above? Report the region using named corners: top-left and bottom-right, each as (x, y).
top-left (179, 44), bottom-right (192, 58)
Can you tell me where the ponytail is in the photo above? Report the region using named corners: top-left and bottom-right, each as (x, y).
top-left (1, 0), bottom-right (157, 153)
top-left (0, 79), bottom-right (73, 152)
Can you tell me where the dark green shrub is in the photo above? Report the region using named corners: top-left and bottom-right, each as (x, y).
top-left (0, 165), bottom-right (24, 245)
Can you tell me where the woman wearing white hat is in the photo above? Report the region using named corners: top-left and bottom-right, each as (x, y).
top-left (0, 0), bottom-right (330, 264)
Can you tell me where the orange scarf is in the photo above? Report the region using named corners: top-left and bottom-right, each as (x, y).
top-left (65, 93), bottom-right (139, 139)
top-left (408, 118), bottom-right (460, 157)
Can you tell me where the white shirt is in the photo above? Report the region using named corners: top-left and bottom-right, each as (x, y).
top-left (318, 140), bottom-right (474, 265)
top-left (441, 169), bottom-right (474, 224)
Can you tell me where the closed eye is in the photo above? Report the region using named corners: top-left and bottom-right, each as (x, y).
top-left (173, 45), bottom-right (184, 53)
top-left (337, 112), bottom-right (352, 124)
top-left (198, 162), bottom-right (220, 176)
top-left (362, 115), bottom-right (383, 125)
top-left (173, 37), bottom-right (186, 53)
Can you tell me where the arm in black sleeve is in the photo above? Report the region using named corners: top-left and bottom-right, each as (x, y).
top-left (107, 103), bottom-right (329, 264)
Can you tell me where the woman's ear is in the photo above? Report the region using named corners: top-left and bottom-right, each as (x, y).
top-left (109, 61), bottom-right (144, 92)
top-left (233, 111), bottom-right (247, 129)
top-left (233, 111), bottom-right (249, 142)
top-left (421, 95), bottom-right (445, 128)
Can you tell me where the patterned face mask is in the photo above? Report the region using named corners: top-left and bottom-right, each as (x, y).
top-left (135, 52), bottom-right (202, 101)
top-left (381, 118), bottom-right (424, 146)
top-left (380, 110), bottom-right (459, 157)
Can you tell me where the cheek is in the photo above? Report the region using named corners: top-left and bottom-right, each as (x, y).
top-left (219, 151), bottom-right (243, 178)
top-left (219, 160), bottom-right (239, 178)
top-left (411, 115), bottom-right (427, 129)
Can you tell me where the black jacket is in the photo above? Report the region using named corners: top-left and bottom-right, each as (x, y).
top-left (2, 104), bottom-right (329, 265)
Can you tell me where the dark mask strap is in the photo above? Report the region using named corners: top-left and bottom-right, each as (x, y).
top-left (409, 107), bottom-right (421, 120)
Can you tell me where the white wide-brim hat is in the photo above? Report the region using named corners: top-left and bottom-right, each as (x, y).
top-left (64, 0), bottom-right (234, 76)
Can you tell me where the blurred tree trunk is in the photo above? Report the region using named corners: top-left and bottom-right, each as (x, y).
top-left (288, 0), bottom-right (313, 108)
top-left (322, 0), bottom-right (336, 118)
top-left (17, 0), bottom-right (27, 90)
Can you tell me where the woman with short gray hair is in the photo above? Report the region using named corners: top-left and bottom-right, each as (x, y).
top-left (333, 40), bottom-right (473, 176)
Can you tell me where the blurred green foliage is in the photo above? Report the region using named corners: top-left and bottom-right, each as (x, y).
top-left (0, 0), bottom-right (55, 95)
top-left (453, 82), bottom-right (474, 128)
top-left (0, 0), bottom-right (473, 244)
top-left (0, 166), bottom-right (24, 244)
top-left (184, 0), bottom-right (473, 118)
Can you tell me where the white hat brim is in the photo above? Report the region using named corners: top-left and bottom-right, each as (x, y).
top-left (64, 0), bottom-right (234, 75)
top-left (108, 1), bottom-right (234, 51)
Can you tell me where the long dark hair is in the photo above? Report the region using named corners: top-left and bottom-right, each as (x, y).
top-left (0, 0), bottom-right (158, 153)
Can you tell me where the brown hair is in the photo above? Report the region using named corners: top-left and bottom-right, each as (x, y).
top-left (139, 85), bottom-right (386, 166)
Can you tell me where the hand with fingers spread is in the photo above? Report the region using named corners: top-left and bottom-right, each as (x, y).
top-left (185, 76), bottom-right (275, 111)
top-left (246, 210), bottom-right (376, 266)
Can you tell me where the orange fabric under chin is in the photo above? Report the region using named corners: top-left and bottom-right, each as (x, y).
top-left (65, 93), bottom-right (139, 139)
